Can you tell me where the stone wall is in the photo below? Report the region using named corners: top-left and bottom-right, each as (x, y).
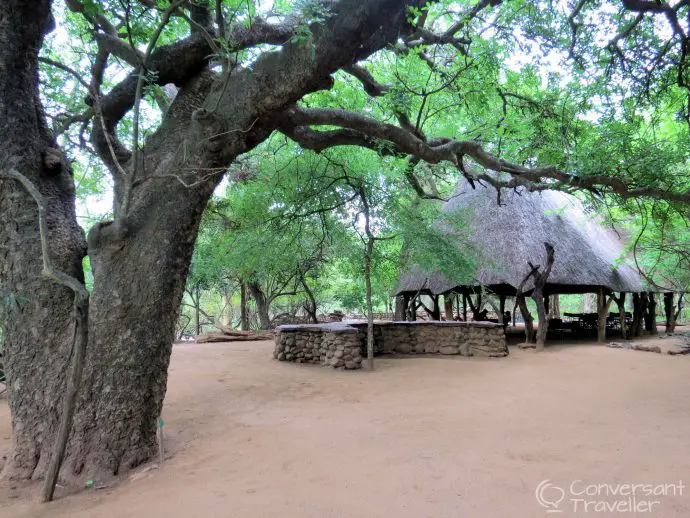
top-left (274, 321), bottom-right (507, 370)
top-left (272, 324), bottom-right (363, 369)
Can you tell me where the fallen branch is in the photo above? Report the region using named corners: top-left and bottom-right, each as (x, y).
top-left (196, 331), bottom-right (274, 343)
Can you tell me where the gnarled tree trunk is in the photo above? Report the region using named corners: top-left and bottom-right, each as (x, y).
top-left (65, 185), bottom-right (212, 481)
top-left (248, 281), bottom-right (271, 330)
top-left (0, 0), bottom-right (86, 480)
top-left (2, 0), bottom-right (434, 486)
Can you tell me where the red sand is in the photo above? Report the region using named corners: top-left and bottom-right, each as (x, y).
top-left (2, 337), bottom-right (689, 517)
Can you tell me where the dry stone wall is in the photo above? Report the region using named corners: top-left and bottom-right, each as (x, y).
top-left (273, 324), bottom-right (363, 369)
top-left (274, 321), bottom-right (507, 370)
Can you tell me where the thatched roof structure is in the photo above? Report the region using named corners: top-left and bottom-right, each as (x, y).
top-left (396, 177), bottom-right (647, 296)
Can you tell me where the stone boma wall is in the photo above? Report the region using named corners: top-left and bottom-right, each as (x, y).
top-left (273, 324), bottom-right (364, 369)
top-left (273, 321), bottom-right (507, 370)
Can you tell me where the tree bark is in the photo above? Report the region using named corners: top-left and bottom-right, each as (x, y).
top-left (530, 243), bottom-right (555, 351)
top-left (631, 292), bottom-right (644, 337)
top-left (596, 288), bottom-right (613, 343)
top-left (240, 281), bottom-right (249, 331)
top-left (364, 235), bottom-right (375, 369)
top-left (194, 285), bottom-right (201, 335)
top-left (444, 294), bottom-right (454, 321)
top-left (64, 164), bottom-right (219, 481)
top-left (533, 292), bottom-right (548, 350)
top-left (548, 294), bottom-right (560, 319)
top-left (220, 292), bottom-right (232, 327)
top-left (395, 295), bottom-right (406, 321)
top-left (248, 281), bottom-right (271, 330)
top-left (664, 292), bottom-right (676, 333)
top-left (674, 293), bottom-right (685, 322)
top-left (301, 277), bottom-right (319, 324)
top-left (0, 0), bottom-right (87, 481)
top-left (646, 292), bottom-right (658, 333)
top-left (517, 295), bottom-right (535, 343)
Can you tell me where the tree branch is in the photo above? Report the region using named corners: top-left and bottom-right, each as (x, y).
top-left (277, 105), bottom-right (690, 205)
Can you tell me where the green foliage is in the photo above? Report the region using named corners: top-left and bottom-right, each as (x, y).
top-left (36, 0), bottom-right (690, 327)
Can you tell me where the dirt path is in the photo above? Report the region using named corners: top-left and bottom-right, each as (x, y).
top-left (1, 338), bottom-right (689, 517)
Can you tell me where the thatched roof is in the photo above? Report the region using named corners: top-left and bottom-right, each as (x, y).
top-left (396, 177), bottom-right (647, 296)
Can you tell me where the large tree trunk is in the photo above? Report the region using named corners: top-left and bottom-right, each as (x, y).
top-left (62, 160), bottom-right (218, 482)
top-left (248, 281), bottom-right (271, 330)
top-left (62, 161), bottom-right (218, 481)
top-left (0, 1), bottom-right (87, 480)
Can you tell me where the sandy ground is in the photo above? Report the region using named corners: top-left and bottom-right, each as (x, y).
top-left (1, 336), bottom-right (689, 518)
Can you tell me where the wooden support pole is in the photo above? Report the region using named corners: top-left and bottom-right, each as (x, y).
top-left (499, 294), bottom-right (506, 327)
top-left (462, 292), bottom-right (467, 322)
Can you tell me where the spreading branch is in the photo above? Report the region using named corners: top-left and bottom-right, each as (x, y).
top-left (277, 105), bottom-right (690, 205)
